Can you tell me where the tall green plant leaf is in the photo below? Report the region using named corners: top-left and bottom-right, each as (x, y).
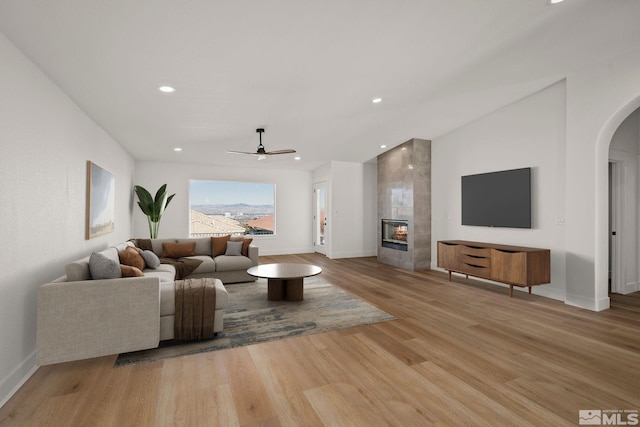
top-left (134, 184), bottom-right (175, 238)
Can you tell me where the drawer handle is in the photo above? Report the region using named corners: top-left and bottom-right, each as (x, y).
top-left (464, 263), bottom-right (488, 269)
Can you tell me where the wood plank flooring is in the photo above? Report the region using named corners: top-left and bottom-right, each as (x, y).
top-left (2, 254), bottom-right (640, 426)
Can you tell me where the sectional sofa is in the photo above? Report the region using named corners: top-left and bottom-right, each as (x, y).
top-left (36, 236), bottom-right (258, 366)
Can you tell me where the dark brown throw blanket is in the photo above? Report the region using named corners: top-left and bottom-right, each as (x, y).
top-left (158, 257), bottom-right (202, 280)
top-left (133, 238), bottom-right (203, 280)
top-left (174, 278), bottom-right (217, 340)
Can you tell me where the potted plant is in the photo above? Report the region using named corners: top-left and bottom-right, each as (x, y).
top-left (134, 184), bottom-right (175, 238)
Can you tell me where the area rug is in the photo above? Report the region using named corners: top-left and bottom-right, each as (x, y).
top-left (115, 278), bottom-right (396, 366)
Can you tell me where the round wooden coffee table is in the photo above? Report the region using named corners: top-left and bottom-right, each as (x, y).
top-left (247, 263), bottom-right (322, 301)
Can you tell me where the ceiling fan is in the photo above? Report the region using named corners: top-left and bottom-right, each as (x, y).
top-left (226, 128), bottom-right (296, 159)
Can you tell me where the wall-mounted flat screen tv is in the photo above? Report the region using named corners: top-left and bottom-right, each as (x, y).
top-left (461, 167), bottom-right (531, 228)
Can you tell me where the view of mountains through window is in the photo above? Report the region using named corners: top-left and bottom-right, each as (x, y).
top-left (188, 180), bottom-right (275, 237)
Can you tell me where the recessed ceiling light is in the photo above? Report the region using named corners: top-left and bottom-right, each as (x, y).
top-left (174, 147), bottom-right (182, 152)
top-left (547, 0), bottom-right (565, 4)
top-left (372, 98), bottom-right (382, 104)
top-left (380, 145), bottom-right (387, 149)
top-left (294, 156), bottom-right (301, 160)
top-left (158, 85), bottom-right (176, 93)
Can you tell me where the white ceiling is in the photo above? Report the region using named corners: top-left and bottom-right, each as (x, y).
top-left (1, 0), bottom-right (639, 171)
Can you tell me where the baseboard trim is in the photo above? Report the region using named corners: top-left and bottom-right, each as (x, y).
top-left (529, 286), bottom-right (565, 303)
top-left (0, 351), bottom-right (37, 409)
top-left (260, 247), bottom-right (315, 256)
top-left (565, 293), bottom-right (610, 312)
top-left (619, 281), bottom-right (640, 294)
top-left (328, 250), bottom-right (377, 259)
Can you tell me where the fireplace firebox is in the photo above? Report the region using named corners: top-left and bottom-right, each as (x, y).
top-left (381, 219), bottom-right (408, 251)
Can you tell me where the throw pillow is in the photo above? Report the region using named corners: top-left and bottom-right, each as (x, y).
top-left (225, 240), bottom-right (243, 256)
top-left (232, 237), bottom-right (253, 256)
top-left (89, 252), bottom-right (122, 279)
top-left (120, 265), bottom-right (144, 277)
top-left (118, 246), bottom-right (146, 271)
top-left (211, 235), bottom-right (231, 257)
top-left (162, 242), bottom-right (196, 258)
top-left (141, 250), bottom-right (160, 269)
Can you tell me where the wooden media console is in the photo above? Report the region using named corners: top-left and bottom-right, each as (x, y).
top-left (437, 240), bottom-right (551, 297)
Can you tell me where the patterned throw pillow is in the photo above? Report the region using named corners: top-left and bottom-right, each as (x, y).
top-left (89, 252), bottom-right (122, 279)
top-left (141, 250), bottom-right (160, 269)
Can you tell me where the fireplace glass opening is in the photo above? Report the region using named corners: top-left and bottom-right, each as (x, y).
top-left (381, 219), bottom-right (408, 251)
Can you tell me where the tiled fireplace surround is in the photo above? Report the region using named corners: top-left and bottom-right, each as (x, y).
top-left (377, 138), bottom-right (431, 270)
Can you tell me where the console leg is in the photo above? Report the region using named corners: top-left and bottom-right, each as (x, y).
top-left (509, 285), bottom-right (513, 298)
top-left (448, 271), bottom-right (451, 281)
top-left (528, 286), bottom-right (532, 294)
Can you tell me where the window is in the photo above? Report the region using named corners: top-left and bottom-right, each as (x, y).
top-left (189, 180), bottom-right (275, 237)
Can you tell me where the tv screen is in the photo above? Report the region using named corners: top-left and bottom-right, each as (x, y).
top-left (461, 167), bottom-right (531, 228)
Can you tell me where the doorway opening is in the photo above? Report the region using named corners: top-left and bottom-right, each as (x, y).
top-left (608, 161), bottom-right (620, 294)
top-left (606, 106), bottom-right (640, 297)
top-left (313, 182), bottom-right (327, 255)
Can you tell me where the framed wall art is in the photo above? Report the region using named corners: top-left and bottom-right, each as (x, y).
top-left (86, 161), bottom-right (115, 239)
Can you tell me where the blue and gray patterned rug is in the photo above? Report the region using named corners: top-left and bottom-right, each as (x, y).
top-left (115, 278), bottom-right (396, 366)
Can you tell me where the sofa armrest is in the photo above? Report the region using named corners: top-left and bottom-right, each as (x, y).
top-left (248, 245), bottom-right (259, 266)
top-left (37, 276), bottom-right (160, 366)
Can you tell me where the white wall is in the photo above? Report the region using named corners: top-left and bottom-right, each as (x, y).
top-left (431, 47), bottom-right (640, 310)
top-left (431, 81), bottom-right (567, 301)
top-left (0, 32), bottom-right (135, 406)
top-left (312, 161), bottom-right (377, 259)
top-left (133, 161), bottom-right (314, 255)
top-left (328, 161), bottom-right (377, 258)
top-left (568, 49), bottom-right (640, 310)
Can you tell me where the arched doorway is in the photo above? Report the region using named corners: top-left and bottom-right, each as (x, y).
top-left (608, 108), bottom-right (640, 295)
top-left (596, 96), bottom-right (640, 305)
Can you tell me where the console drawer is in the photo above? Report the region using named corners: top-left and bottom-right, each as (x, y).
top-left (459, 262), bottom-right (491, 278)
top-left (461, 246), bottom-right (491, 258)
top-left (461, 254), bottom-right (490, 268)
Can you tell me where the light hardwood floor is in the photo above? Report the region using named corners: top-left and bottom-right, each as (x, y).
top-left (2, 254), bottom-right (640, 426)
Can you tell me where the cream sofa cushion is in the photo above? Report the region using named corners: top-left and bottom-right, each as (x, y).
top-left (142, 264), bottom-right (175, 283)
top-left (187, 255), bottom-right (216, 275)
top-left (214, 254), bottom-right (253, 272)
top-left (178, 237), bottom-right (212, 256)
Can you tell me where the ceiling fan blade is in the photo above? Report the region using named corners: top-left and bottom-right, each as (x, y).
top-left (264, 149), bottom-right (297, 155)
top-left (226, 150), bottom-right (257, 155)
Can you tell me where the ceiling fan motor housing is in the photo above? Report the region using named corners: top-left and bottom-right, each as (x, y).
top-left (256, 128), bottom-right (266, 153)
